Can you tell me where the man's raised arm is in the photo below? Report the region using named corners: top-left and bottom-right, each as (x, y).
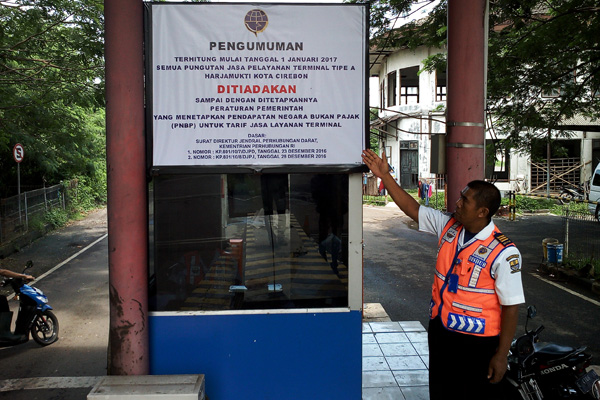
top-left (362, 149), bottom-right (420, 223)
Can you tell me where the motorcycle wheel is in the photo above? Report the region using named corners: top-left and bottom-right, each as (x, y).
top-left (559, 192), bottom-right (573, 204)
top-left (30, 310), bottom-right (59, 346)
top-left (591, 378), bottom-right (600, 400)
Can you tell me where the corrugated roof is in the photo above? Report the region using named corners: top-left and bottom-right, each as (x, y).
top-left (559, 115), bottom-right (600, 132)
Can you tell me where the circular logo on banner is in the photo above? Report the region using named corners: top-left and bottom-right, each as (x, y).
top-left (244, 9), bottom-right (268, 36)
top-left (13, 143), bottom-right (24, 163)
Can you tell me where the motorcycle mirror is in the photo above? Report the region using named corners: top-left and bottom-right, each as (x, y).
top-left (525, 305), bottom-right (537, 334)
top-left (24, 260), bottom-right (33, 272)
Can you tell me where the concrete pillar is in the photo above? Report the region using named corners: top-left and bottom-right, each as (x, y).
top-left (446, 0), bottom-right (487, 207)
top-left (105, 0), bottom-right (149, 375)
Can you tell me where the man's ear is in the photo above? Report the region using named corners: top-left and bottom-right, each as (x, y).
top-left (478, 207), bottom-right (490, 219)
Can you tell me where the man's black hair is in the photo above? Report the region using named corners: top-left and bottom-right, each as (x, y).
top-left (467, 180), bottom-right (501, 221)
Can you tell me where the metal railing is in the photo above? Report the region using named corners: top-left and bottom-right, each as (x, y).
top-left (362, 195), bottom-right (389, 207)
top-left (0, 184), bottom-right (65, 245)
top-left (560, 205), bottom-right (600, 263)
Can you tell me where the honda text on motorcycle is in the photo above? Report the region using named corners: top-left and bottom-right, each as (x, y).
top-left (507, 306), bottom-right (600, 399)
top-left (0, 261), bottom-right (59, 347)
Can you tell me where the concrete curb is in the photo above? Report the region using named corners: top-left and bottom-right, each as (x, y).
top-left (362, 303), bottom-right (391, 322)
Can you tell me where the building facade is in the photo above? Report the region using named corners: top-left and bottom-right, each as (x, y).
top-left (370, 45), bottom-right (600, 196)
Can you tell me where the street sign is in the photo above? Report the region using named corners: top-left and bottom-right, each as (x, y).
top-left (13, 143), bottom-right (24, 224)
top-left (13, 143), bottom-right (24, 163)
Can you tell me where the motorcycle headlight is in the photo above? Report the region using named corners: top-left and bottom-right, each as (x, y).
top-left (36, 296), bottom-right (48, 304)
top-left (516, 336), bottom-right (534, 359)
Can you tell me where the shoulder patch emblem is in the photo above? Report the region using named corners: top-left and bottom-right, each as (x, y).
top-left (494, 232), bottom-right (513, 247)
top-left (507, 254), bottom-right (521, 273)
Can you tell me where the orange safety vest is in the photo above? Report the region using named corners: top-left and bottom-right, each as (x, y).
top-left (430, 217), bottom-right (515, 337)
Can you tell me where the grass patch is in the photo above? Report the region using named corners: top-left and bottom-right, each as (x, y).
top-left (44, 208), bottom-right (71, 229)
top-left (562, 255), bottom-right (600, 280)
top-left (363, 195), bottom-right (388, 206)
top-left (420, 192), bottom-right (446, 211)
top-left (501, 195), bottom-right (591, 215)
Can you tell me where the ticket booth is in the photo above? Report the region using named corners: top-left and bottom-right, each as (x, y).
top-left (145, 4), bottom-right (368, 399)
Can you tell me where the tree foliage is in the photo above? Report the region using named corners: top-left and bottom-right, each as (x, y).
top-left (365, 0), bottom-right (600, 154)
top-left (0, 0), bottom-right (105, 197)
top-left (487, 0), bottom-right (600, 153)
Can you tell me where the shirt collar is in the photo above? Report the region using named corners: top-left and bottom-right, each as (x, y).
top-left (459, 219), bottom-right (495, 246)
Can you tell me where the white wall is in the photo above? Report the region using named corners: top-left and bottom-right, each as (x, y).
top-left (376, 46), bottom-right (446, 186)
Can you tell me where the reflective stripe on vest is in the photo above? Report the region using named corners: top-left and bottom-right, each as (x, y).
top-left (430, 217), bottom-right (513, 337)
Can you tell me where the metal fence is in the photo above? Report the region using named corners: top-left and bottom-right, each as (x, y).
top-left (0, 184), bottom-right (65, 245)
top-left (560, 206), bottom-right (600, 263)
top-left (362, 195), bottom-right (389, 207)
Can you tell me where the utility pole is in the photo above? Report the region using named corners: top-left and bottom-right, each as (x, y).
top-left (105, 0), bottom-right (149, 375)
top-left (445, 0), bottom-right (487, 206)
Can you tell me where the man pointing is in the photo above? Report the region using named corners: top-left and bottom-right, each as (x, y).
top-left (362, 149), bottom-right (524, 400)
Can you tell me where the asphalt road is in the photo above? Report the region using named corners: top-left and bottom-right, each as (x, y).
top-left (363, 204), bottom-right (600, 365)
top-left (0, 209), bottom-right (109, 399)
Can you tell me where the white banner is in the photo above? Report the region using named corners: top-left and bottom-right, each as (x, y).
top-left (150, 4), bottom-right (367, 167)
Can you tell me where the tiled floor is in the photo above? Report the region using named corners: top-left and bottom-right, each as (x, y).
top-left (362, 321), bottom-right (430, 400)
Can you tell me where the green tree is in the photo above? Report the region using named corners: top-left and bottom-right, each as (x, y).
top-left (487, 0), bottom-right (600, 154)
top-left (0, 0), bottom-right (105, 197)
top-left (369, 107), bottom-right (381, 151)
top-left (366, 0), bottom-right (600, 155)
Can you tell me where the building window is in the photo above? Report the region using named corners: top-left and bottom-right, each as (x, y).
top-left (592, 139), bottom-right (600, 167)
top-left (387, 71), bottom-right (397, 107)
top-left (380, 81), bottom-right (385, 111)
top-left (400, 66), bottom-right (419, 105)
top-left (436, 68), bottom-right (447, 102)
top-left (485, 141), bottom-right (509, 180)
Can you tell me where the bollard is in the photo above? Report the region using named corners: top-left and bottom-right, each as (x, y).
top-left (508, 190), bottom-right (516, 221)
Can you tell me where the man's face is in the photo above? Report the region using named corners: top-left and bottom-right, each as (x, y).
top-left (454, 186), bottom-right (486, 226)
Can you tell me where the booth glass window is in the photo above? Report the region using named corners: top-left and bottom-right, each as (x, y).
top-left (149, 173), bottom-right (349, 312)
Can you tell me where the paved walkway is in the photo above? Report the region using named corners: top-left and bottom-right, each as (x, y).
top-left (362, 303), bottom-right (429, 399)
top-left (362, 321), bottom-right (429, 400)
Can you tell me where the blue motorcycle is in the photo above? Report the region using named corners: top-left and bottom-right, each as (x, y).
top-left (0, 261), bottom-right (59, 346)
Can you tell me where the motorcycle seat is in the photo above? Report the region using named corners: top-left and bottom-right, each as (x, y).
top-left (535, 342), bottom-right (580, 359)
